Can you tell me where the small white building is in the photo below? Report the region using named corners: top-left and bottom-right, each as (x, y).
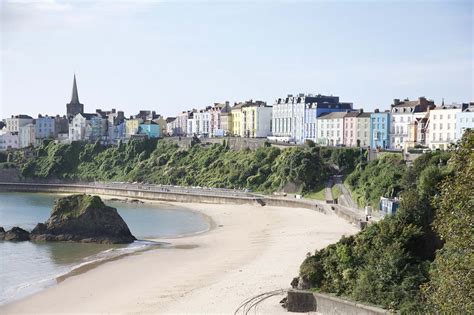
top-left (69, 113), bottom-right (100, 142)
top-left (0, 130), bottom-right (20, 151)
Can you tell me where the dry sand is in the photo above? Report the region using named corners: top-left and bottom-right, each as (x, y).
top-left (1, 200), bottom-right (358, 314)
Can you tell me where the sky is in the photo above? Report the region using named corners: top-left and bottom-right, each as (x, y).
top-left (1, 0), bottom-right (473, 119)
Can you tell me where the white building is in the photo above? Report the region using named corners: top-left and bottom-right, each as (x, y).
top-left (317, 112), bottom-right (346, 146)
top-left (241, 101), bottom-right (272, 138)
top-left (389, 97), bottom-right (435, 149)
top-left (69, 113), bottom-right (100, 142)
top-left (455, 104), bottom-right (474, 140)
top-left (193, 108), bottom-right (211, 136)
top-left (427, 103), bottom-right (465, 150)
top-left (19, 123), bottom-right (36, 148)
top-left (5, 115), bottom-right (34, 133)
top-left (187, 112), bottom-right (195, 136)
top-left (272, 94), bottom-right (353, 143)
top-left (271, 94), bottom-right (304, 142)
top-left (0, 131), bottom-right (20, 151)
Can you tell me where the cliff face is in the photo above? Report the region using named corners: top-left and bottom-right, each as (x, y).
top-left (30, 194), bottom-right (136, 244)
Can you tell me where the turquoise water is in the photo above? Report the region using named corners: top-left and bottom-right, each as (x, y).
top-left (0, 192), bottom-right (210, 305)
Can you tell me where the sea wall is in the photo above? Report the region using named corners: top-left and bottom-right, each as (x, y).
top-left (0, 181), bottom-right (368, 228)
top-left (313, 292), bottom-right (390, 315)
top-left (286, 290), bottom-right (390, 315)
top-left (0, 182), bottom-right (262, 206)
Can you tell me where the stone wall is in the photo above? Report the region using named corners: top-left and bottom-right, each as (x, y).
top-left (163, 136), bottom-right (300, 151)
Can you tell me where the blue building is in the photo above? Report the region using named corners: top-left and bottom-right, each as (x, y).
top-left (35, 115), bottom-right (55, 141)
top-left (380, 197), bottom-right (400, 217)
top-left (370, 110), bottom-right (391, 149)
top-left (455, 104), bottom-right (474, 141)
top-left (139, 120), bottom-right (160, 138)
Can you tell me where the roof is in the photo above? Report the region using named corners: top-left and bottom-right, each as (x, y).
top-left (11, 115), bottom-right (33, 119)
top-left (358, 112), bottom-right (372, 118)
top-left (70, 74), bottom-right (80, 104)
top-left (392, 100), bottom-right (420, 108)
top-left (318, 112), bottom-right (348, 120)
top-left (141, 120), bottom-right (158, 125)
top-left (220, 103), bottom-right (232, 113)
top-left (166, 117), bottom-right (176, 123)
top-left (344, 111), bottom-right (360, 118)
top-left (81, 113), bottom-right (100, 120)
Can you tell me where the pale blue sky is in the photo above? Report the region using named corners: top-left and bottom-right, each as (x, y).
top-left (1, 0), bottom-right (472, 118)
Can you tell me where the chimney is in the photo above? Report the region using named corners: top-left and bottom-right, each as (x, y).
top-left (374, 108), bottom-right (380, 113)
top-left (394, 99), bottom-right (400, 106)
top-left (358, 109), bottom-right (363, 114)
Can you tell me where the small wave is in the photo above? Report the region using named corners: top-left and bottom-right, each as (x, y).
top-left (0, 240), bottom-right (163, 306)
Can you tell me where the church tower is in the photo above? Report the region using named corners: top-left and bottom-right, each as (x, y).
top-left (66, 74), bottom-right (84, 118)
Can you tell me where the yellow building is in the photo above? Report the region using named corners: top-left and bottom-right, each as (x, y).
top-left (242, 106), bottom-right (257, 137)
top-left (152, 116), bottom-right (167, 136)
top-left (230, 103), bottom-right (243, 136)
top-left (125, 119), bottom-right (142, 137)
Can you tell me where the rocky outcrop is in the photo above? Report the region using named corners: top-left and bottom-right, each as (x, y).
top-left (1, 227), bottom-right (31, 241)
top-left (284, 290), bottom-right (317, 312)
top-left (29, 194), bottom-right (136, 244)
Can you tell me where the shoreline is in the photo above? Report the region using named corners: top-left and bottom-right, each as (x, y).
top-left (0, 193), bottom-right (215, 307)
top-left (1, 194), bottom-right (358, 314)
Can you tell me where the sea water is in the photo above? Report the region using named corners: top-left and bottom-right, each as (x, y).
top-left (0, 192), bottom-right (210, 305)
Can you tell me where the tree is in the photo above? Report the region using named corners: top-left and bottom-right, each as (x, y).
top-left (422, 130), bottom-right (474, 313)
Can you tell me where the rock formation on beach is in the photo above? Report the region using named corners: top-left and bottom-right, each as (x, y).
top-left (1, 195), bottom-right (136, 244)
top-left (0, 226), bottom-right (31, 241)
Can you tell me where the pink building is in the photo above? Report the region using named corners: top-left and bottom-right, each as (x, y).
top-left (209, 101), bottom-right (231, 137)
top-left (344, 111), bottom-right (360, 147)
top-left (344, 110), bottom-right (371, 147)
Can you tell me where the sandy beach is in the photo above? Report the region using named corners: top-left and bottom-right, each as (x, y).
top-left (1, 200), bottom-right (358, 314)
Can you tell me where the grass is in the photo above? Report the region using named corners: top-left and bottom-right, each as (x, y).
top-left (304, 183), bottom-right (327, 201)
top-left (331, 185), bottom-right (342, 200)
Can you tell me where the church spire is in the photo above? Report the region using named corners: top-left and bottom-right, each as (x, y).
top-left (66, 74), bottom-right (84, 117)
top-left (71, 74), bottom-right (80, 104)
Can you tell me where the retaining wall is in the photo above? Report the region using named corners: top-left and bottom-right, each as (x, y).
top-left (313, 292), bottom-right (390, 315)
top-left (287, 290), bottom-right (390, 315)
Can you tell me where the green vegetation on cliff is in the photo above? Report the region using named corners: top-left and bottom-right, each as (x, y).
top-left (19, 140), bottom-right (365, 193)
top-left (54, 194), bottom-right (105, 219)
top-left (298, 130), bottom-right (473, 313)
top-left (422, 132), bottom-right (474, 313)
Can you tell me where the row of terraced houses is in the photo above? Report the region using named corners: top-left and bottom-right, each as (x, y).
top-left (1, 76), bottom-right (473, 151)
top-left (167, 94), bottom-right (473, 151)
